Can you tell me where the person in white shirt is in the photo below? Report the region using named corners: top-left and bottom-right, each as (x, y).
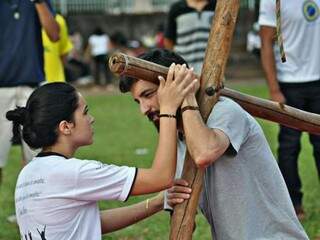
top-left (259, 0), bottom-right (320, 220)
top-left (87, 27), bottom-right (111, 86)
top-left (6, 78), bottom-right (197, 240)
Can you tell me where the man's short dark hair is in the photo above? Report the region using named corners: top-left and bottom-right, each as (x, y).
top-left (119, 48), bottom-right (188, 93)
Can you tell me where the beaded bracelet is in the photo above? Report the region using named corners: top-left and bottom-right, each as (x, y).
top-left (181, 106), bottom-right (200, 113)
top-left (159, 114), bottom-right (176, 118)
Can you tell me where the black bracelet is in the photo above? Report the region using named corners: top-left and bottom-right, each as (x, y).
top-left (181, 106), bottom-right (200, 113)
top-left (159, 114), bottom-right (176, 119)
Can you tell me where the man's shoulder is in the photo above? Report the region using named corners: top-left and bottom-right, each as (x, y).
top-left (216, 97), bottom-right (242, 109)
top-left (209, 97), bottom-right (248, 120)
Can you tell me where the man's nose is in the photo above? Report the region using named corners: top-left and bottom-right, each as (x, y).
top-left (139, 102), bottom-right (150, 116)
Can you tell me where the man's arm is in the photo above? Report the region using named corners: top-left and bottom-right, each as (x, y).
top-left (260, 26), bottom-right (285, 103)
top-left (35, 1), bottom-right (59, 42)
top-left (181, 95), bottom-right (230, 168)
top-left (100, 194), bottom-right (163, 234)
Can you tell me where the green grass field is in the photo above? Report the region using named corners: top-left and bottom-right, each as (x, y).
top-left (0, 81), bottom-right (319, 239)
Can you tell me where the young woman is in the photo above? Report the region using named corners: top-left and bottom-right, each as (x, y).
top-left (6, 67), bottom-right (196, 240)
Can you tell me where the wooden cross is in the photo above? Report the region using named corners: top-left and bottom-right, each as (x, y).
top-left (170, 1), bottom-right (239, 238)
top-left (109, 0), bottom-right (320, 239)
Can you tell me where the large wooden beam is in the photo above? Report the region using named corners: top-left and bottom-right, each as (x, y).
top-left (109, 53), bottom-right (320, 135)
top-left (170, 1), bottom-right (240, 239)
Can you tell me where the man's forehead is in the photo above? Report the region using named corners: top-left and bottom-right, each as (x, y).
top-left (136, 79), bottom-right (158, 87)
top-left (131, 79), bottom-right (158, 94)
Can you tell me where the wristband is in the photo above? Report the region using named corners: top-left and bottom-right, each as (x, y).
top-left (181, 106), bottom-right (199, 113)
top-left (159, 114), bottom-right (176, 119)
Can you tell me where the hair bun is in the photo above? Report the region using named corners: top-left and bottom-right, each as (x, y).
top-left (6, 107), bottom-right (29, 125)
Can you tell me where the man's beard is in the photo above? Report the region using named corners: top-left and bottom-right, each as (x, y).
top-left (147, 110), bottom-right (160, 131)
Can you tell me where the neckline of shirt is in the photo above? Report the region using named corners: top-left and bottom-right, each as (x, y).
top-left (36, 151), bottom-right (68, 159)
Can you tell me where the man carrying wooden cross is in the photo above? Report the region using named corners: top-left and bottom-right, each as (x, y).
top-left (119, 48), bottom-right (309, 239)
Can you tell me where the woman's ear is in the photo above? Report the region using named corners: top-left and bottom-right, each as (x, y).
top-left (58, 120), bottom-right (74, 135)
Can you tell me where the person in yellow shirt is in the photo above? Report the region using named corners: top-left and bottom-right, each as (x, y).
top-left (42, 14), bottom-right (73, 83)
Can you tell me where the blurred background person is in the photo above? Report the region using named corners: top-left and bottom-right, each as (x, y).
top-left (0, 0), bottom-right (59, 185)
top-left (42, 13), bottom-right (73, 83)
top-left (164, 0), bottom-right (216, 74)
top-left (109, 31), bottom-right (129, 54)
top-left (66, 30), bottom-right (91, 85)
top-left (86, 27), bottom-right (111, 86)
top-left (246, 22), bottom-right (261, 58)
top-left (155, 23), bottom-right (165, 48)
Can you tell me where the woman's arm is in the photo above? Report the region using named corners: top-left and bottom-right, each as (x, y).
top-left (101, 193), bottom-right (164, 234)
top-left (131, 64), bottom-right (198, 195)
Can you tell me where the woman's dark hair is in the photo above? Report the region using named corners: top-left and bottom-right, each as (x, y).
top-left (119, 48), bottom-right (188, 93)
top-left (6, 83), bottom-right (79, 149)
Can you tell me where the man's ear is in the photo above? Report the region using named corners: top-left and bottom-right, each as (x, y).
top-left (58, 120), bottom-right (74, 135)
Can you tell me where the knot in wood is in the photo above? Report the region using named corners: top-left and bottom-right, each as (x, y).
top-left (222, 12), bottom-right (232, 26)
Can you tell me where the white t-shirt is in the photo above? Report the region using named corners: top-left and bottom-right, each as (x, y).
top-left (258, 0), bottom-right (320, 83)
top-left (15, 154), bottom-right (136, 240)
top-left (88, 34), bottom-right (109, 56)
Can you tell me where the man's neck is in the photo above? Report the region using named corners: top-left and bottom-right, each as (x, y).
top-left (186, 0), bottom-right (209, 11)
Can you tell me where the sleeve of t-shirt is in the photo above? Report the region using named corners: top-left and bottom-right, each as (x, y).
top-left (258, 0), bottom-right (276, 27)
top-left (73, 160), bottom-right (137, 202)
top-left (207, 98), bottom-right (250, 153)
top-left (164, 3), bottom-right (178, 42)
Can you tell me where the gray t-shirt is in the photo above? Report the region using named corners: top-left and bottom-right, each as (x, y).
top-left (171, 97), bottom-right (309, 240)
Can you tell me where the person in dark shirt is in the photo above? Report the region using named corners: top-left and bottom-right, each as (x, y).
top-left (164, 0), bottom-right (216, 74)
top-left (0, 0), bottom-right (59, 184)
